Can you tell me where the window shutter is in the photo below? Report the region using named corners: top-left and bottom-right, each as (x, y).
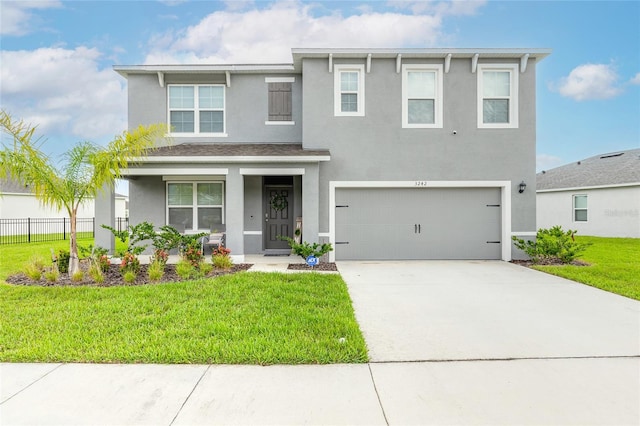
top-left (268, 83), bottom-right (292, 121)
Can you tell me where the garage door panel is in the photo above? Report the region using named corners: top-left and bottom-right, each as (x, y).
top-left (335, 187), bottom-right (501, 260)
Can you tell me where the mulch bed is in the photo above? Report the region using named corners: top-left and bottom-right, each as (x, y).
top-left (511, 259), bottom-right (590, 267)
top-left (287, 262), bottom-right (338, 271)
top-left (6, 263), bottom-right (254, 287)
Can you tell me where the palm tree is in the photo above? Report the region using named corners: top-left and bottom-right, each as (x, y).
top-left (0, 110), bottom-right (166, 277)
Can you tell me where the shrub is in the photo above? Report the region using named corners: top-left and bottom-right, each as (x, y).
top-left (44, 266), bottom-right (60, 283)
top-left (56, 249), bottom-right (70, 273)
top-left (279, 236), bottom-right (333, 261)
top-left (89, 263), bottom-right (105, 284)
top-left (119, 252), bottom-right (140, 276)
top-left (71, 270), bottom-right (84, 282)
top-left (98, 254), bottom-right (111, 273)
top-left (212, 246), bottom-right (233, 270)
top-left (182, 239), bottom-right (204, 267)
top-left (199, 262), bottom-right (213, 276)
top-left (102, 221), bottom-right (156, 257)
top-left (123, 271), bottom-right (137, 284)
top-left (151, 249), bottom-right (169, 266)
top-left (24, 256), bottom-right (46, 280)
top-left (512, 226), bottom-right (591, 264)
top-left (176, 260), bottom-right (195, 280)
top-left (148, 260), bottom-right (165, 282)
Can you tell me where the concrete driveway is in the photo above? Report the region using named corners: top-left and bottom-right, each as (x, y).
top-left (338, 260), bottom-right (640, 362)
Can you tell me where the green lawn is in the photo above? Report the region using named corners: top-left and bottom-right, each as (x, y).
top-left (0, 240), bottom-right (368, 364)
top-left (533, 236), bottom-right (640, 300)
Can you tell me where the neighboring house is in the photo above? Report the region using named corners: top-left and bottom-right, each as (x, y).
top-left (1, 178), bottom-right (128, 219)
top-left (537, 149), bottom-right (640, 238)
top-left (98, 47), bottom-right (551, 261)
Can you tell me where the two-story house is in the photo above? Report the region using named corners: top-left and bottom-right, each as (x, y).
top-left (97, 48), bottom-right (550, 262)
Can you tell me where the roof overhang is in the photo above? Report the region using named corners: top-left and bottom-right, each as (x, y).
top-left (128, 155), bottom-right (331, 164)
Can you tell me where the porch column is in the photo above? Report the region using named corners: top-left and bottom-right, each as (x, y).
top-left (225, 168), bottom-right (245, 261)
top-left (95, 184), bottom-right (115, 253)
top-left (302, 163), bottom-right (319, 242)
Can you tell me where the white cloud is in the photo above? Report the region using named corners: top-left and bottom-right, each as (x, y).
top-left (536, 154), bottom-right (564, 172)
top-left (630, 72), bottom-right (640, 85)
top-left (0, 1), bottom-right (62, 36)
top-left (0, 47), bottom-right (127, 142)
top-left (144, 0), bottom-right (478, 64)
top-left (555, 63), bottom-right (622, 101)
top-left (388, 0), bottom-right (487, 16)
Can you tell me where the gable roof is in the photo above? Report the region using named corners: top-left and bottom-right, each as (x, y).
top-left (0, 177), bottom-right (31, 194)
top-left (537, 148), bottom-right (640, 191)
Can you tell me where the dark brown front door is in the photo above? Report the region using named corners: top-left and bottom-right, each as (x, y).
top-left (264, 185), bottom-right (293, 249)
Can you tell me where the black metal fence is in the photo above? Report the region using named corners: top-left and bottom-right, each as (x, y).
top-left (0, 217), bottom-right (129, 245)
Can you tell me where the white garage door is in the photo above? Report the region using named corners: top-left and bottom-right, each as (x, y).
top-left (335, 187), bottom-right (502, 260)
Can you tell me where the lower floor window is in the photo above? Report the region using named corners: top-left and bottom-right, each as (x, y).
top-left (167, 182), bottom-right (224, 230)
top-left (573, 194), bottom-right (587, 222)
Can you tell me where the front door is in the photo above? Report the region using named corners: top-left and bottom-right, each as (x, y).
top-left (264, 185), bottom-right (293, 250)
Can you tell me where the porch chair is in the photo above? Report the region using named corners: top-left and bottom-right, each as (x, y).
top-left (201, 224), bottom-right (226, 254)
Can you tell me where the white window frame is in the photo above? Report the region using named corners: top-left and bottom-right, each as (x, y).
top-left (167, 84), bottom-right (227, 136)
top-left (334, 64), bottom-right (365, 117)
top-left (573, 194), bottom-right (588, 222)
top-left (166, 181), bottom-right (225, 231)
top-left (477, 64), bottom-right (519, 129)
top-left (402, 64), bottom-right (443, 128)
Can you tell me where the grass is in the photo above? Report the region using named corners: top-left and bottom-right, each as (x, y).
top-left (533, 236), bottom-right (640, 301)
top-left (0, 273), bottom-right (367, 364)
top-left (0, 240), bottom-right (368, 364)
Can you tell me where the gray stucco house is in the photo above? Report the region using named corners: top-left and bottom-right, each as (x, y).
top-left (537, 148), bottom-right (640, 238)
top-left (97, 48), bottom-right (551, 262)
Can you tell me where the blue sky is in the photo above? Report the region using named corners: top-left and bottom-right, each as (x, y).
top-left (1, 0), bottom-right (639, 188)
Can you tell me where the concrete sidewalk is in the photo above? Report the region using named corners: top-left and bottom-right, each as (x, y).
top-left (2, 358), bottom-right (638, 425)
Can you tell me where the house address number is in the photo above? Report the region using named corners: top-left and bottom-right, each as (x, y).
top-left (414, 181), bottom-right (428, 187)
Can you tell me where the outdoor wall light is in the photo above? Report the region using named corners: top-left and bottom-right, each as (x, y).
top-left (518, 181), bottom-right (527, 193)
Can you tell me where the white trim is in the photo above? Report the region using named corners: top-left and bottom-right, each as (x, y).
top-left (121, 168), bottom-right (229, 176)
top-left (131, 156), bottom-right (330, 164)
top-left (444, 53), bottom-right (452, 73)
top-left (328, 53), bottom-right (333, 73)
top-left (318, 232), bottom-right (330, 238)
top-left (396, 54), bottom-right (402, 73)
top-left (334, 64), bottom-right (365, 117)
top-left (169, 133), bottom-right (229, 138)
top-left (225, 71), bottom-right (230, 87)
top-left (264, 121), bottom-right (295, 126)
top-left (573, 194), bottom-right (588, 223)
top-left (157, 72), bottom-right (165, 87)
top-left (265, 77), bottom-right (295, 83)
top-left (366, 53), bottom-right (372, 73)
top-left (243, 231), bottom-right (262, 235)
top-left (471, 53), bottom-right (479, 73)
top-left (520, 54), bottom-right (530, 73)
top-left (162, 175), bottom-right (226, 181)
top-left (536, 182), bottom-right (640, 192)
top-left (328, 180), bottom-right (512, 262)
top-left (402, 64), bottom-right (443, 128)
top-left (477, 64), bottom-right (519, 129)
top-left (511, 231), bottom-right (536, 237)
top-left (240, 168), bottom-right (305, 176)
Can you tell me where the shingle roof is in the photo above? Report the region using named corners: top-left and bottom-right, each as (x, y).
top-left (537, 148), bottom-right (640, 190)
top-left (144, 143), bottom-right (330, 158)
top-left (0, 177), bottom-right (31, 194)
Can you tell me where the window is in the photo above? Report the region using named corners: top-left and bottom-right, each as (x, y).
top-left (168, 85), bottom-right (225, 134)
top-left (265, 77), bottom-right (294, 125)
top-left (402, 64), bottom-right (443, 128)
top-left (334, 64), bottom-right (365, 116)
top-left (477, 64), bottom-right (518, 128)
top-left (573, 195), bottom-right (587, 222)
top-left (167, 182), bottom-right (224, 230)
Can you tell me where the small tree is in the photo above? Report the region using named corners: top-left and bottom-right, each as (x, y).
top-left (512, 226), bottom-right (590, 264)
top-left (0, 109), bottom-right (166, 277)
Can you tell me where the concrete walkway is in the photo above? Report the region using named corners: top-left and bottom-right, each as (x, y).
top-left (1, 260), bottom-right (639, 425)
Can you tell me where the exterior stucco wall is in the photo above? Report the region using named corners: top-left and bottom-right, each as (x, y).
top-left (128, 176), bottom-right (166, 230)
top-left (301, 57), bottom-right (538, 241)
top-left (537, 186), bottom-right (640, 238)
top-left (127, 73), bottom-right (302, 143)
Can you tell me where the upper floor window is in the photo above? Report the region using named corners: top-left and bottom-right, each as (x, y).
top-left (334, 64), bottom-right (365, 116)
top-left (265, 77), bottom-right (295, 125)
top-left (168, 85), bottom-right (225, 135)
top-left (477, 64), bottom-right (518, 128)
top-left (402, 64), bottom-right (443, 128)
top-left (573, 195), bottom-right (587, 222)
